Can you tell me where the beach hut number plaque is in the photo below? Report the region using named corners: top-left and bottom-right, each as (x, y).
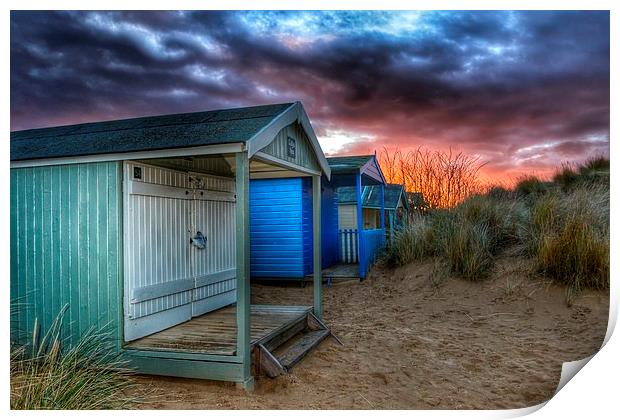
top-left (287, 136), bottom-right (296, 159)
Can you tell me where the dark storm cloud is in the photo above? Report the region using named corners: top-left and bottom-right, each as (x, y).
top-left (10, 10), bottom-right (609, 181)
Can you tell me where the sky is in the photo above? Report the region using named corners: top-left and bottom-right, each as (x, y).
top-left (10, 10), bottom-right (609, 183)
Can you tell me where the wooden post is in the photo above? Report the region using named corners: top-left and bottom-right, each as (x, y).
top-left (312, 175), bottom-right (322, 319)
top-left (380, 184), bottom-right (385, 230)
top-left (379, 184), bottom-right (385, 248)
top-left (356, 172), bottom-right (366, 279)
top-left (235, 152), bottom-right (253, 391)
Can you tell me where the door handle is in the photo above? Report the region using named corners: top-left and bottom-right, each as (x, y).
top-left (190, 231), bottom-right (207, 249)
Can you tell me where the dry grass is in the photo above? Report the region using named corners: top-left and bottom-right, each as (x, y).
top-left (10, 305), bottom-right (142, 410)
top-left (384, 157), bottom-right (610, 303)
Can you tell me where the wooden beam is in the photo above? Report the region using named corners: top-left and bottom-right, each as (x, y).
top-left (380, 184), bottom-right (386, 231)
top-left (356, 172), bottom-right (366, 279)
top-left (10, 143), bottom-right (244, 169)
top-left (235, 151), bottom-right (254, 391)
top-left (253, 151), bottom-right (322, 176)
top-left (312, 175), bottom-right (323, 319)
top-left (126, 354), bottom-right (246, 382)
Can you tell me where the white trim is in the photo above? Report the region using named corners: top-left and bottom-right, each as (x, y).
top-left (296, 102), bottom-right (332, 179)
top-left (131, 269), bottom-right (237, 303)
top-left (246, 103), bottom-right (297, 157)
top-left (246, 102), bottom-right (331, 179)
top-left (195, 269), bottom-right (237, 288)
top-left (360, 155), bottom-right (387, 185)
top-left (124, 304), bottom-right (192, 341)
top-left (253, 151), bottom-right (321, 176)
top-left (132, 278), bottom-right (195, 304)
top-left (10, 143), bottom-right (245, 169)
top-left (128, 179), bottom-right (236, 202)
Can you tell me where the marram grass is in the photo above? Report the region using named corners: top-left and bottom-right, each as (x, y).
top-left (383, 157), bottom-right (609, 303)
top-left (11, 304), bottom-right (142, 410)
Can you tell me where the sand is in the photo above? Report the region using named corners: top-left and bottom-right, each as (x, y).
top-left (135, 257), bottom-right (609, 409)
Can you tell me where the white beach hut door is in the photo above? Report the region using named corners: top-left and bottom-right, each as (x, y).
top-left (189, 174), bottom-right (237, 317)
top-left (123, 163), bottom-right (237, 342)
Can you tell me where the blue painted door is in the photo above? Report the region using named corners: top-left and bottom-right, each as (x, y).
top-left (250, 178), bottom-right (307, 278)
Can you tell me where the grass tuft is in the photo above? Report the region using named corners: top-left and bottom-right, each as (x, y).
top-left (11, 305), bottom-right (142, 410)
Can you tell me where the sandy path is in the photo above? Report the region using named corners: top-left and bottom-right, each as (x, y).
top-left (135, 258), bottom-right (608, 409)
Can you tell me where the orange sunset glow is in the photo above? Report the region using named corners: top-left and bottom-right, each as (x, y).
top-left (11, 11), bottom-right (609, 187)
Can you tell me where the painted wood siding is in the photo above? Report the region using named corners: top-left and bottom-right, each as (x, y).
top-left (301, 178), bottom-right (313, 275)
top-left (259, 122), bottom-right (320, 172)
top-left (320, 182), bottom-right (339, 268)
top-left (250, 178), bottom-right (308, 278)
top-left (338, 204), bottom-right (357, 230)
top-left (10, 162), bottom-right (122, 349)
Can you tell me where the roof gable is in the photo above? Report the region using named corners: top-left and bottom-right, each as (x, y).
top-left (326, 154), bottom-right (385, 185)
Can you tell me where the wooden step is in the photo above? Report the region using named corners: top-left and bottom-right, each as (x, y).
top-left (273, 329), bottom-right (331, 370)
top-left (260, 315), bottom-right (308, 352)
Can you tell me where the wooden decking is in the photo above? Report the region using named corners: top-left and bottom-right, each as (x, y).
top-left (125, 304), bottom-right (312, 355)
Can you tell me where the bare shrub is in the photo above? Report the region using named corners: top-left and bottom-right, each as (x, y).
top-left (379, 146), bottom-right (487, 209)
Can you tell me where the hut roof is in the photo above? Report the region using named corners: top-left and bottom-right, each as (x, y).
top-left (11, 102), bottom-right (331, 176)
top-left (326, 155), bottom-right (375, 174)
top-left (336, 183), bottom-right (408, 210)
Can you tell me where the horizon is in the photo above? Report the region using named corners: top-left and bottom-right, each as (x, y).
top-left (10, 10), bottom-right (610, 184)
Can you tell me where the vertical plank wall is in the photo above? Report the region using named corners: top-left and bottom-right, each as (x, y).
top-left (10, 162), bottom-right (123, 349)
top-left (249, 178), bottom-right (306, 278)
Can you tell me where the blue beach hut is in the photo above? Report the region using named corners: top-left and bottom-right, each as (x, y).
top-left (249, 154), bottom-right (386, 281)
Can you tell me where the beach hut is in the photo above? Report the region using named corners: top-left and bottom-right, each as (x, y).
top-left (10, 102), bottom-right (333, 389)
top-left (337, 183), bottom-right (409, 244)
top-left (248, 154), bottom-right (386, 282)
top-left (325, 155), bottom-right (387, 279)
top-left (249, 177), bottom-right (338, 279)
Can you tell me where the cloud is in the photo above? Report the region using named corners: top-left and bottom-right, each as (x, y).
top-left (10, 10), bottom-right (609, 182)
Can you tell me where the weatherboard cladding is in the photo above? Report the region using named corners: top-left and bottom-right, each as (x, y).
top-left (10, 103), bottom-right (293, 161)
top-left (249, 178), bottom-right (312, 278)
top-left (320, 181), bottom-right (339, 269)
top-left (259, 122), bottom-right (320, 172)
top-left (10, 162), bottom-right (122, 348)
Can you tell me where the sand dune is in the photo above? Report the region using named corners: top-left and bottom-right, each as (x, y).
top-left (137, 257), bottom-right (608, 409)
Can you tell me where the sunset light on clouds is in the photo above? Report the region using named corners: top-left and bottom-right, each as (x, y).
top-left (10, 10), bottom-right (609, 184)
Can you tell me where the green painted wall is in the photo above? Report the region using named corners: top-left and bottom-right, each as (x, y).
top-left (260, 122), bottom-right (320, 172)
top-left (10, 162), bottom-right (123, 350)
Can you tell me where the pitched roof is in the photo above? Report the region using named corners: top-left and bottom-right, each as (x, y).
top-left (11, 103), bottom-right (293, 161)
top-left (326, 155), bottom-right (374, 174)
top-left (365, 184), bottom-right (408, 210)
top-left (336, 186), bottom-right (358, 204)
top-left (336, 184), bottom-right (408, 210)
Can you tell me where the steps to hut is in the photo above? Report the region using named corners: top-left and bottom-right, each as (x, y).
top-left (253, 312), bottom-right (336, 378)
